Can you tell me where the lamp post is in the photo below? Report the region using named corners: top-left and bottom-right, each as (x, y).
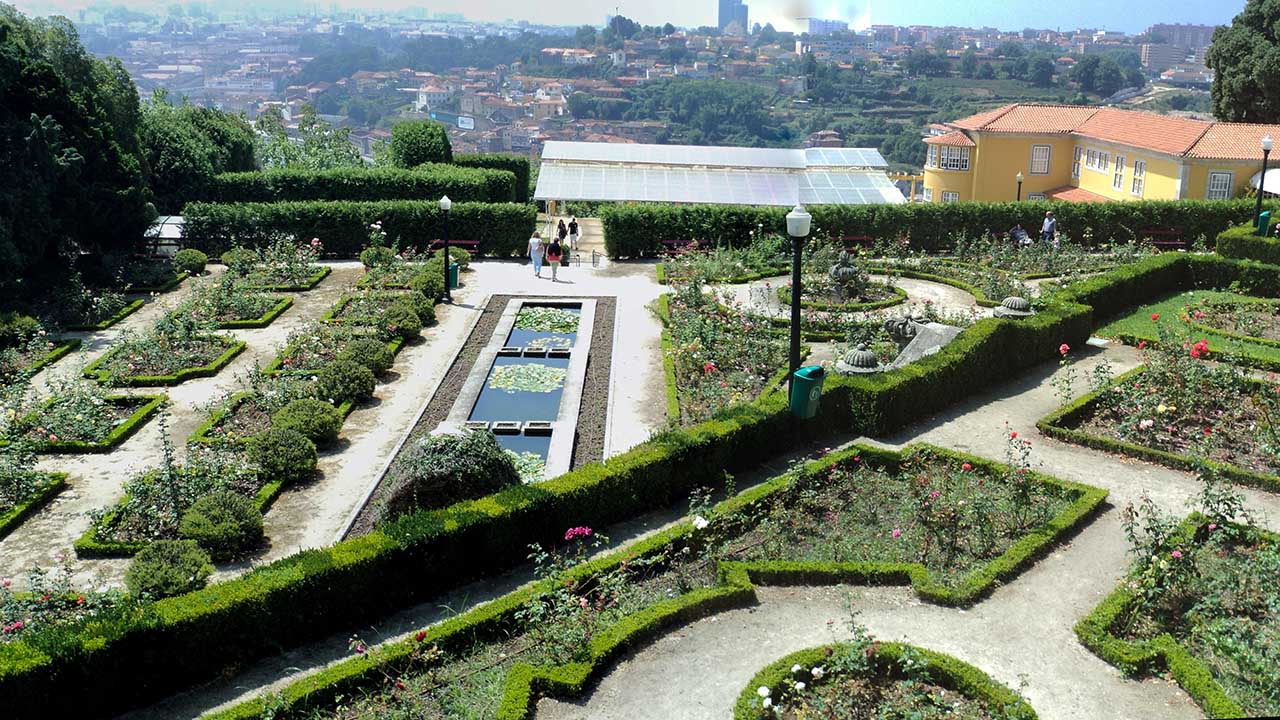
top-left (1256, 135), bottom-right (1273, 230)
top-left (785, 205), bottom-right (811, 393)
top-left (439, 195), bottom-right (452, 303)
top-left (1016, 171), bottom-right (1025, 202)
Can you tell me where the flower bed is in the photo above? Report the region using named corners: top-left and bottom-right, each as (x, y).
top-left (189, 386), bottom-right (354, 448)
top-left (950, 234), bottom-right (1154, 280)
top-left (320, 292), bottom-right (418, 325)
top-left (0, 337), bottom-right (80, 380)
top-left (205, 442), bottom-right (1097, 720)
top-left (174, 278), bottom-right (293, 330)
top-left (0, 557), bottom-right (135, 643)
top-left (0, 472), bottom-right (66, 541)
top-left (263, 323), bottom-right (407, 375)
top-left (1095, 290), bottom-right (1280, 371)
top-left (83, 333), bottom-right (245, 386)
top-left (776, 282), bottom-right (909, 312)
top-left (655, 239), bottom-right (790, 285)
top-left (62, 298), bottom-right (145, 331)
top-left (245, 266), bottom-right (330, 292)
top-left (1038, 334), bottom-right (1280, 492)
top-left (1186, 296), bottom-right (1280, 348)
top-left (736, 641), bottom-right (1036, 720)
top-left (224, 236), bottom-right (332, 291)
top-left (0, 395), bottom-right (165, 454)
top-left (123, 273), bottom-right (186, 294)
top-left (869, 260), bottom-right (1026, 308)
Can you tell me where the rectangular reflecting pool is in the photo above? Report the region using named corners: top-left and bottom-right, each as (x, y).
top-left (468, 355), bottom-right (572, 422)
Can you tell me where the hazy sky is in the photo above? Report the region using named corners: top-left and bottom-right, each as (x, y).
top-left (15, 0), bottom-right (1245, 34)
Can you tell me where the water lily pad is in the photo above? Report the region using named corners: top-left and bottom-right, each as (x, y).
top-left (514, 307), bottom-right (579, 334)
top-left (488, 363), bottom-right (567, 393)
top-left (507, 450), bottom-right (546, 483)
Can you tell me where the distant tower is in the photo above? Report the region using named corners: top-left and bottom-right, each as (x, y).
top-left (718, 0), bottom-right (748, 33)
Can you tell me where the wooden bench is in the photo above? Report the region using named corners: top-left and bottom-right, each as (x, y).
top-left (427, 239), bottom-right (481, 255)
top-left (1139, 229), bottom-right (1186, 251)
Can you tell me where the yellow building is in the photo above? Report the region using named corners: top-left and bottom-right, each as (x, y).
top-left (921, 103), bottom-right (1280, 204)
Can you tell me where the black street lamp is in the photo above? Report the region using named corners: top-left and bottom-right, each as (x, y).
top-left (1255, 135), bottom-right (1272, 231)
top-left (785, 205), bottom-right (811, 393)
top-left (439, 195), bottom-right (452, 303)
top-left (1016, 171), bottom-right (1024, 202)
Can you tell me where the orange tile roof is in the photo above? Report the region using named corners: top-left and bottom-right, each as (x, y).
top-left (923, 130), bottom-right (975, 147)
top-left (981, 104), bottom-right (1099, 134)
top-left (1074, 107), bottom-right (1210, 155)
top-left (1188, 123), bottom-right (1280, 160)
top-left (1045, 186), bottom-right (1111, 203)
top-left (949, 104), bottom-right (1017, 130)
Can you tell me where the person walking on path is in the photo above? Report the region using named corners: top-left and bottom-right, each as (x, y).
top-left (1041, 211), bottom-right (1057, 245)
top-left (557, 219), bottom-right (569, 246)
top-left (528, 232), bottom-right (545, 278)
top-left (568, 217), bottom-right (580, 250)
top-left (546, 237), bottom-right (564, 282)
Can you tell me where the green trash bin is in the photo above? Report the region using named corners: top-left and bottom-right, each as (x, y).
top-left (1257, 210), bottom-right (1272, 237)
top-left (790, 365), bottom-right (825, 419)
top-left (448, 262), bottom-right (460, 289)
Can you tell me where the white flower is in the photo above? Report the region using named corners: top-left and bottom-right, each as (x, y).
top-left (761, 698), bottom-right (772, 709)
top-left (692, 515), bottom-right (709, 530)
top-left (794, 681), bottom-right (806, 691)
top-left (757, 686), bottom-right (770, 698)
top-left (791, 664), bottom-right (803, 673)
top-left (810, 666), bottom-right (824, 679)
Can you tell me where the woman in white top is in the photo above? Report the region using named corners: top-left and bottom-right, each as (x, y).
top-left (528, 232), bottom-right (544, 277)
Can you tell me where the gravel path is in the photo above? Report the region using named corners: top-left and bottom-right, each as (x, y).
top-left (721, 273), bottom-right (990, 321)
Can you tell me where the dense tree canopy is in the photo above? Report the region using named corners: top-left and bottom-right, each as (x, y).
top-left (624, 79), bottom-right (793, 146)
top-left (255, 106), bottom-right (362, 170)
top-left (388, 119), bottom-right (453, 168)
top-left (1206, 0), bottom-right (1280, 122)
top-left (140, 91), bottom-right (256, 211)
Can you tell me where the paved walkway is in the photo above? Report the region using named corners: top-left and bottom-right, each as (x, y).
top-left (723, 273), bottom-right (990, 322)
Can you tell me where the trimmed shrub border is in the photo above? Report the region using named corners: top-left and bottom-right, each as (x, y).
top-left (63, 299), bottom-right (145, 331)
top-left (82, 337), bottom-right (247, 386)
top-left (125, 273), bottom-right (187, 294)
top-left (0, 473), bottom-right (67, 541)
top-left (261, 335), bottom-right (408, 376)
top-left (244, 266), bottom-right (331, 292)
top-left (1074, 515), bottom-right (1266, 719)
top-left (215, 296), bottom-right (293, 329)
top-left (205, 443), bottom-right (1093, 720)
top-left (1216, 223), bottom-right (1280, 265)
top-left (318, 293), bottom-right (421, 326)
top-left (654, 262), bottom-right (790, 286)
top-left (1036, 366), bottom-right (1280, 493)
top-left (8, 338), bottom-right (81, 378)
top-left (0, 395), bottom-right (166, 453)
top-left (187, 392), bottom-right (356, 447)
top-left (733, 642), bottom-right (1037, 720)
top-left (775, 283), bottom-right (910, 312)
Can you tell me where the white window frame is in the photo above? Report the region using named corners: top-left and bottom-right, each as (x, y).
top-left (938, 145), bottom-right (970, 171)
top-left (1030, 144), bottom-right (1051, 175)
top-left (1072, 147), bottom-right (1083, 178)
top-left (927, 145), bottom-right (938, 168)
top-left (1027, 192), bottom-right (1046, 201)
top-left (1207, 171), bottom-right (1233, 200)
top-left (923, 187), bottom-right (934, 202)
top-left (941, 190), bottom-right (960, 203)
top-left (1131, 160), bottom-right (1146, 197)
top-left (1084, 147), bottom-right (1110, 173)
top-left (1113, 155), bottom-right (1125, 191)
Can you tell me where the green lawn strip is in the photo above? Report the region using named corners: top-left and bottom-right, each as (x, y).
top-left (82, 337), bottom-right (246, 386)
top-left (261, 335), bottom-right (407, 376)
top-left (733, 642), bottom-right (1037, 720)
top-left (775, 283), bottom-right (909, 312)
top-left (244, 266), bottom-right (332, 292)
top-left (0, 395), bottom-right (166, 453)
top-left (205, 443), bottom-right (1099, 720)
top-left (1074, 515), bottom-right (1264, 719)
top-left (7, 338), bottom-right (81, 378)
top-left (187, 392), bottom-right (356, 447)
top-left (0, 474), bottom-right (67, 541)
top-left (215, 296), bottom-right (293, 329)
top-left (867, 264), bottom-right (1001, 307)
top-left (1095, 289), bottom-right (1280, 371)
top-left (1036, 366), bottom-right (1280, 493)
top-left (124, 273), bottom-right (186, 294)
top-left (62, 299), bottom-right (145, 331)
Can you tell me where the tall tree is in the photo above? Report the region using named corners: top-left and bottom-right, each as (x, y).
top-left (960, 48), bottom-right (978, 78)
top-left (1029, 56), bottom-right (1055, 87)
top-left (1206, 0), bottom-right (1280, 122)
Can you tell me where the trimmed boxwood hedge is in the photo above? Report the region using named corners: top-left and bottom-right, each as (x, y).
top-left (1185, 297), bottom-right (1280, 349)
top-left (261, 335), bottom-right (407, 376)
top-left (124, 273), bottom-right (186, 294)
top-left (82, 336), bottom-right (246, 387)
top-left (187, 392), bottom-right (357, 448)
top-left (454, 153), bottom-right (531, 202)
top-left (182, 200), bottom-right (536, 257)
top-left (776, 283), bottom-right (909, 312)
top-left (244, 266), bottom-right (332, 292)
top-left (0, 474), bottom-right (67, 541)
top-left (1036, 366), bottom-right (1280, 493)
top-left (10, 253), bottom-right (1262, 719)
top-left (0, 395), bottom-right (166, 454)
top-left (4, 338), bottom-right (81, 379)
top-left (1074, 515), bottom-right (1265, 719)
top-left (214, 296), bottom-right (293, 329)
top-left (601, 199), bottom-right (1276, 258)
top-left (63, 299), bottom-right (145, 331)
top-left (206, 165), bottom-right (516, 206)
top-left (734, 642), bottom-right (1037, 720)
top-left (1216, 223), bottom-right (1280, 265)
top-left (205, 443), bottom-right (1084, 720)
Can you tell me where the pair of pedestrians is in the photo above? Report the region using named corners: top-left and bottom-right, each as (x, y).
top-left (527, 232), bottom-right (565, 281)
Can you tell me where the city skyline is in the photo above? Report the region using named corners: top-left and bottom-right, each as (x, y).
top-left (13, 0), bottom-right (1244, 34)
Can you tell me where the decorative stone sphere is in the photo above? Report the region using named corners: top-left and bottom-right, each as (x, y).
top-left (836, 343), bottom-right (883, 375)
top-left (993, 296), bottom-right (1036, 318)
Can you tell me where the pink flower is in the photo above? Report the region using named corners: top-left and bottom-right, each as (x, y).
top-left (579, 596), bottom-right (589, 609)
top-left (1138, 341), bottom-right (1147, 350)
top-left (1009, 430), bottom-right (1018, 439)
top-left (891, 528), bottom-right (902, 538)
top-left (1208, 523), bottom-right (1218, 531)
top-left (1193, 310), bottom-right (1205, 320)
top-left (564, 526), bottom-right (593, 542)
top-left (1151, 313), bottom-right (1160, 321)
top-left (1139, 419), bottom-right (1154, 430)
top-left (703, 361), bottom-right (716, 374)
top-left (1170, 550), bottom-right (1183, 559)
top-left (48, 434), bottom-right (58, 443)
top-left (1059, 343), bottom-right (1070, 355)
top-left (929, 490), bottom-right (940, 498)
top-left (354, 643), bottom-right (366, 654)
top-left (961, 463), bottom-right (972, 472)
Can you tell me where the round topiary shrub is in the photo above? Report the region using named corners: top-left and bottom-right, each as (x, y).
top-left (394, 292), bottom-right (434, 325)
top-left (313, 358), bottom-right (376, 404)
top-left (220, 247), bottom-right (258, 276)
top-left (178, 491), bottom-right (265, 561)
top-left (173, 248), bottom-right (208, 277)
top-left (379, 431), bottom-right (521, 521)
top-left (125, 539), bottom-right (214, 599)
top-left (377, 304), bottom-right (422, 340)
top-left (272, 397), bottom-right (343, 449)
top-left (360, 245), bottom-right (396, 269)
top-left (336, 336), bottom-right (395, 374)
top-left (247, 427), bottom-right (317, 485)
top-left (433, 247), bottom-right (471, 271)
top-left (408, 267), bottom-right (445, 302)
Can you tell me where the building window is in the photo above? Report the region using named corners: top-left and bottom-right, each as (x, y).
top-left (1072, 147), bottom-right (1083, 178)
top-left (1084, 148), bottom-right (1110, 172)
top-left (1207, 172), bottom-right (1233, 200)
top-left (927, 145), bottom-right (938, 168)
top-left (1113, 155), bottom-right (1125, 191)
top-left (923, 188), bottom-right (934, 202)
top-left (1027, 192), bottom-right (1046, 201)
top-left (937, 146), bottom-right (970, 171)
top-left (941, 191), bottom-right (960, 202)
top-left (1132, 160), bottom-right (1146, 197)
top-left (1030, 145), bottom-right (1051, 175)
